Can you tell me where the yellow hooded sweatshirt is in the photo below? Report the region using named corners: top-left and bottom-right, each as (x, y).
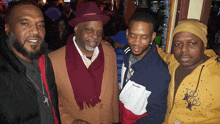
top-left (157, 47), bottom-right (220, 124)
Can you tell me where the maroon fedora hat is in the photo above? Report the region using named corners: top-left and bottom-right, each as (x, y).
top-left (68, 2), bottom-right (110, 27)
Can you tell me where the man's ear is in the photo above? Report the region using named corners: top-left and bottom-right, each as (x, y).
top-left (4, 23), bottom-right (10, 35)
top-left (74, 25), bottom-right (78, 34)
top-left (126, 29), bottom-right (129, 38)
top-left (151, 32), bottom-right (156, 42)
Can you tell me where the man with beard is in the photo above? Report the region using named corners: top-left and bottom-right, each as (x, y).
top-left (157, 19), bottom-right (220, 124)
top-left (48, 2), bottom-right (119, 124)
top-left (0, 1), bottom-right (60, 124)
top-left (119, 12), bottom-right (170, 124)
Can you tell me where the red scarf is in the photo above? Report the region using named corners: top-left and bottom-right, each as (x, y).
top-left (65, 35), bottom-right (104, 110)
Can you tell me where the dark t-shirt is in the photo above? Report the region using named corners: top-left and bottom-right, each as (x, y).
top-left (174, 55), bottom-right (210, 97)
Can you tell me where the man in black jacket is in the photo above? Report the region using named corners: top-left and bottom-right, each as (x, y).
top-left (0, 1), bottom-right (60, 124)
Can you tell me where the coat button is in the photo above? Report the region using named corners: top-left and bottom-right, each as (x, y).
top-left (100, 104), bottom-right (103, 108)
top-left (174, 120), bottom-right (180, 124)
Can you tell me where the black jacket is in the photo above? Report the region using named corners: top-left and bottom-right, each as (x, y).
top-left (0, 34), bottom-right (61, 124)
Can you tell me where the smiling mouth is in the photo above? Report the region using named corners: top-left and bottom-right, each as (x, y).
top-left (88, 42), bottom-right (96, 47)
top-left (131, 46), bottom-right (141, 52)
top-left (88, 39), bottom-right (98, 47)
top-left (26, 36), bottom-right (42, 43)
top-left (28, 40), bottom-right (38, 43)
top-left (26, 39), bottom-right (42, 44)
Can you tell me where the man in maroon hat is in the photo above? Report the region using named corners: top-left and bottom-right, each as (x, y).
top-left (48, 2), bottom-right (119, 124)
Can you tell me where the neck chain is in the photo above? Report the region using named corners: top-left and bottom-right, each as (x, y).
top-left (26, 74), bottom-right (44, 94)
top-left (26, 74), bottom-right (50, 107)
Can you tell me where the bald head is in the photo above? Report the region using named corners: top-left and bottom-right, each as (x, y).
top-left (5, 1), bottom-right (40, 25)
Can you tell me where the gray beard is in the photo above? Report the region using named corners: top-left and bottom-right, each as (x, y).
top-left (85, 45), bottom-right (95, 51)
top-left (6, 31), bottom-right (47, 60)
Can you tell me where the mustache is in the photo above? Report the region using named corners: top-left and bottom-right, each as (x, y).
top-left (25, 35), bottom-right (43, 41)
top-left (179, 52), bottom-right (192, 58)
top-left (87, 39), bottom-right (98, 42)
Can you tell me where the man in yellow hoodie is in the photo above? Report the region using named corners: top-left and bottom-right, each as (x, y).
top-left (157, 19), bottom-right (220, 124)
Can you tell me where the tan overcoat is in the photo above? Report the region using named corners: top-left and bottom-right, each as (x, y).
top-left (48, 43), bottom-right (119, 124)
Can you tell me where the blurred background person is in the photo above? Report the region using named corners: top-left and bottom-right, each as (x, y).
top-left (110, 30), bottom-right (127, 89)
top-left (44, 7), bottom-right (70, 51)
